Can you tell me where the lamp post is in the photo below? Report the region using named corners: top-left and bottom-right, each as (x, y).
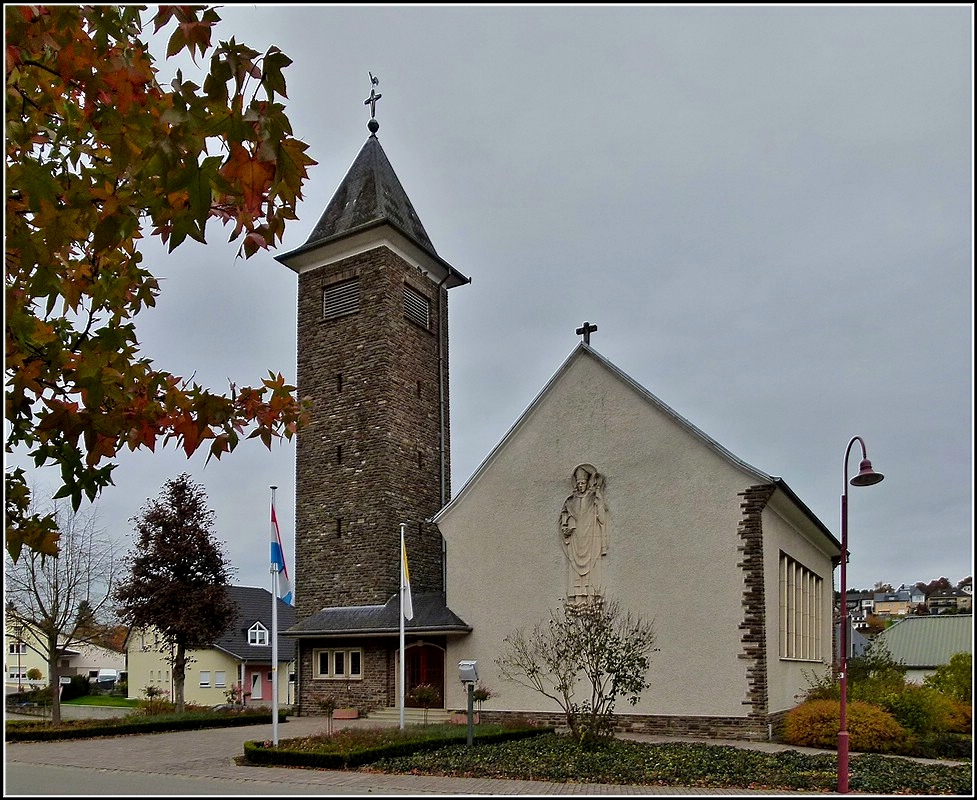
top-left (837, 436), bottom-right (884, 794)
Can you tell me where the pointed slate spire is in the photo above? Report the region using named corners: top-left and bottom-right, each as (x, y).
top-left (303, 135), bottom-right (437, 255)
top-left (276, 80), bottom-right (469, 289)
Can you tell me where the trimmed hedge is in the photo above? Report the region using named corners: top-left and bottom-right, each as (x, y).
top-left (243, 725), bottom-right (555, 769)
top-left (6, 709), bottom-right (285, 742)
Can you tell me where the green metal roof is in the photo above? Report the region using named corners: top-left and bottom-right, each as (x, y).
top-left (876, 614), bottom-right (973, 668)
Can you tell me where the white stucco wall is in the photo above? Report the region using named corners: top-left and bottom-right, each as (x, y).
top-left (439, 351), bottom-right (764, 719)
top-left (762, 494), bottom-right (839, 713)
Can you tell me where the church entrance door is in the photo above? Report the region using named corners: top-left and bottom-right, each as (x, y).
top-left (405, 643), bottom-right (444, 708)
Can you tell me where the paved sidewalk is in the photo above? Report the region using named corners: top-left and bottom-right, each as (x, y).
top-left (1, 714), bottom-right (960, 796)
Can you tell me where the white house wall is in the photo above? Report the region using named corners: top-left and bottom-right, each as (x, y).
top-left (441, 351), bottom-right (759, 719)
top-left (5, 626), bottom-right (124, 689)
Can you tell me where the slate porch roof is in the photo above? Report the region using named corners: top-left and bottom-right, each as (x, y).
top-left (284, 591), bottom-right (472, 639)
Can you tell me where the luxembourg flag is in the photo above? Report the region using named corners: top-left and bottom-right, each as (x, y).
top-left (270, 498), bottom-right (293, 605)
top-left (401, 528), bottom-right (414, 621)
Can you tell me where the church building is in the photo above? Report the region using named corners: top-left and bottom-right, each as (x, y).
top-left (278, 86), bottom-right (841, 740)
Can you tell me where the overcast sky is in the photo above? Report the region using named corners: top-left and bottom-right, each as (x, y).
top-left (13, 4), bottom-right (973, 599)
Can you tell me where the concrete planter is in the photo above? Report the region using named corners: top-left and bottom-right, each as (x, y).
top-left (333, 708), bottom-right (358, 720)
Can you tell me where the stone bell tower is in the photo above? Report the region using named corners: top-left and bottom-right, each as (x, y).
top-left (275, 86), bottom-right (469, 621)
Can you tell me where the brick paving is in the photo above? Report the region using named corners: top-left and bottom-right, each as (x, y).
top-left (3, 713), bottom-right (954, 795)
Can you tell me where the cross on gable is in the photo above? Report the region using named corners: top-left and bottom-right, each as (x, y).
top-left (576, 321), bottom-right (598, 345)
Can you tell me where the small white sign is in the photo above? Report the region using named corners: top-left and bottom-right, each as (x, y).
top-left (59, 676), bottom-right (72, 685)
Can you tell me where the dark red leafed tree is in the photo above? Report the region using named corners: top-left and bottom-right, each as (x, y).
top-left (114, 473), bottom-right (235, 712)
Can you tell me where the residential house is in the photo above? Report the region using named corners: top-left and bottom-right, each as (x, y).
top-left (873, 614), bottom-right (973, 683)
top-left (873, 588), bottom-right (915, 619)
top-left (4, 622), bottom-right (124, 691)
top-left (843, 590), bottom-right (875, 629)
top-left (125, 586), bottom-right (295, 707)
top-left (926, 587), bottom-right (972, 615)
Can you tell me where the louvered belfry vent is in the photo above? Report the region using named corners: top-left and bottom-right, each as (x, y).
top-left (323, 279), bottom-right (360, 319)
top-left (404, 284), bottom-right (430, 328)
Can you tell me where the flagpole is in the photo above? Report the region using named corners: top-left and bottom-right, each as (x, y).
top-left (271, 486), bottom-right (280, 746)
top-left (399, 522), bottom-right (406, 730)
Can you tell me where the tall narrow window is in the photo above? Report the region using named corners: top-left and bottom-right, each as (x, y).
top-left (337, 445), bottom-right (343, 464)
top-left (323, 279), bottom-right (360, 319)
top-left (404, 284), bottom-right (430, 328)
top-left (337, 373), bottom-right (343, 392)
top-left (779, 553), bottom-right (823, 661)
top-left (336, 518), bottom-right (342, 538)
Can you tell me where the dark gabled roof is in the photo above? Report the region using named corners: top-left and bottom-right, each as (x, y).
top-left (284, 591), bottom-right (471, 639)
top-left (213, 586), bottom-right (296, 662)
top-left (305, 134), bottom-right (435, 254)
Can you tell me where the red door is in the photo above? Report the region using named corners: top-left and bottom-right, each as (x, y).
top-left (405, 644), bottom-right (444, 707)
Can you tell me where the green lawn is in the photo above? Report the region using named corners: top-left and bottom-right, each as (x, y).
top-left (63, 695), bottom-right (139, 707)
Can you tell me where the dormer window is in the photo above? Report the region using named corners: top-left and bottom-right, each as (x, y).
top-left (248, 622), bottom-right (269, 646)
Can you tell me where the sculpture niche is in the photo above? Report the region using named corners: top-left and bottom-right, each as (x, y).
top-left (559, 464), bottom-right (610, 602)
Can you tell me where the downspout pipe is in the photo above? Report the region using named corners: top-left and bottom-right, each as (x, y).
top-left (436, 273), bottom-right (450, 508)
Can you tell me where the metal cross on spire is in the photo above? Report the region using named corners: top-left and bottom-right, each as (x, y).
top-left (365, 72), bottom-right (382, 129)
top-left (576, 321), bottom-right (598, 345)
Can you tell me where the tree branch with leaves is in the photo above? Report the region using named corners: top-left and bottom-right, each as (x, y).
top-left (5, 5), bottom-right (315, 560)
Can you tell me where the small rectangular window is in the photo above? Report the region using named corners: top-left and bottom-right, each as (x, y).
top-left (215, 671), bottom-right (226, 688)
top-left (199, 671), bottom-right (211, 688)
top-left (313, 648), bottom-right (363, 680)
top-left (404, 284), bottom-right (430, 328)
top-left (324, 279), bottom-right (360, 319)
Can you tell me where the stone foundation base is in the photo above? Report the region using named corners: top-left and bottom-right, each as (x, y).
top-left (477, 710), bottom-right (777, 742)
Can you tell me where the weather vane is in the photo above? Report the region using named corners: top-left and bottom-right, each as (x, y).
top-left (365, 72), bottom-right (381, 133)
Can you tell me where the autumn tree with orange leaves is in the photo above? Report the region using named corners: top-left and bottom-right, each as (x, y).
top-left (5, 6), bottom-right (315, 560)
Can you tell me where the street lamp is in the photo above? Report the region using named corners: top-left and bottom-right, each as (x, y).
top-left (837, 436), bottom-right (884, 794)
